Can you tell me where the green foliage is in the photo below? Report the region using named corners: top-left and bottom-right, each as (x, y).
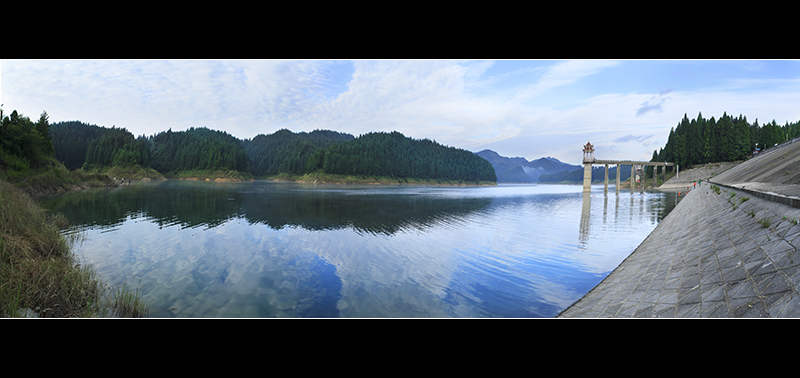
top-left (49, 121), bottom-right (105, 170)
top-left (147, 127), bottom-right (247, 176)
top-left (653, 112), bottom-right (800, 168)
top-left (49, 121), bottom-right (151, 171)
top-left (244, 129), bottom-right (353, 177)
top-left (244, 129), bottom-right (495, 183)
top-left (84, 128), bottom-right (150, 170)
top-left (0, 109), bottom-right (55, 173)
top-left (306, 131), bottom-right (497, 182)
top-left (47, 114), bottom-right (494, 183)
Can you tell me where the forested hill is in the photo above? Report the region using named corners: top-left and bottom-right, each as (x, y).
top-left (306, 131), bottom-right (497, 182)
top-left (148, 127), bottom-right (248, 176)
top-left (51, 121), bottom-right (152, 171)
top-left (243, 129), bottom-right (354, 177)
top-left (50, 121), bottom-right (106, 170)
top-left (45, 119), bottom-right (495, 183)
top-left (652, 112), bottom-right (800, 169)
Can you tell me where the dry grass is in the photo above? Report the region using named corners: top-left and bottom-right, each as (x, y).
top-left (0, 179), bottom-right (150, 318)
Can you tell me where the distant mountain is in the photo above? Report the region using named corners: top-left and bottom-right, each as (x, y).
top-left (475, 149), bottom-right (580, 183)
top-left (537, 165), bottom-right (634, 184)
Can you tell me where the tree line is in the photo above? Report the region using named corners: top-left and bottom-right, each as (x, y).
top-left (41, 118), bottom-right (497, 183)
top-left (0, 109), bottom-right (54, 176)
top-left (652, 112), bottom-right (800, 169)
top-left (148, 127), bottom-right (247, 175)
top-left (306, 131), bottom-right (496, 182)
top-left (243, 128), bottom-right (354, 176)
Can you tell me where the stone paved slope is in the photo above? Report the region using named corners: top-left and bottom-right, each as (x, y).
top-left (714, 139), bottom-right (800, 188)
top-left (559, 137), bottom-right (800, 317)
top-left (558, 183), bottom-right (800, 317)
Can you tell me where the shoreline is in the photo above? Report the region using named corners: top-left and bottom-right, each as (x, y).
top-left (264, 172), bottom-right (497, 187)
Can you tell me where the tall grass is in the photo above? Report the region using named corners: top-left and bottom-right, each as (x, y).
top-left (0, 179), bottom-right (150, 317)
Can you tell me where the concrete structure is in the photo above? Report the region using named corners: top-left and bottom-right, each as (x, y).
top-left (560, 138), bottom-right (800, 317)
top-left (559, 180), bottom-right (800, 318)
top-left (582, 141), bottom-right (675, 193)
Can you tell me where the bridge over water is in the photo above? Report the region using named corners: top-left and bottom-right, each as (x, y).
top-left (582, 142), bottom-right (675, 193)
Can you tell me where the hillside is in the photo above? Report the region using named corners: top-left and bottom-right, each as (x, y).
top-left (48, 120), bottom-right (496, 184)
top-left (308, 132), bottom-right (496, 183)
top-left (148, 127), bottom-right (249, 178)
top-left (243, 129), bottom-right (354, 177)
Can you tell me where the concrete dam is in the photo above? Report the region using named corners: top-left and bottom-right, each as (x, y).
top-left (558, 138), bottom-right (800, 318)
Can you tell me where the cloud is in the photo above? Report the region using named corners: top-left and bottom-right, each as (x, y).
top-left (612, 134), bottom-right (655, 144)
top-left (514, 60), bottom-right (622, 101)
top-left (4, 59), bottom-right (800, 165)
top-left (635, 89), bottom-right (671, 117)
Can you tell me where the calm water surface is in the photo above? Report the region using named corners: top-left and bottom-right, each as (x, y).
top-left (40, 180), bottom-right (679, 318)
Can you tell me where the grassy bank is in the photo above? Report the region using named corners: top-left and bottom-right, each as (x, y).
top-left (0, 179), bottom-right (150, 317)
top-left (267, 171), bottom-right (497, 186)
top-left (0, 159), bottom-right (115, 196)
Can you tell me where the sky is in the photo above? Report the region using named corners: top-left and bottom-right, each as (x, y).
top-left (2, 59), bottom-right (800, 166)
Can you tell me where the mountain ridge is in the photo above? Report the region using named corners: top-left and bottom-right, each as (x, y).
top-left (475, 149), bottom-right (580, 183)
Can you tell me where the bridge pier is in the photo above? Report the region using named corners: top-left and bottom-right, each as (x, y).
top-left (630, 164), bottom-right (635, 191)
top-left (581, 141), bottom-right (674, 194)
top-left (583, 162), bottom-right (592, 193)
top-left (654, 165), bottom-right (659, 187)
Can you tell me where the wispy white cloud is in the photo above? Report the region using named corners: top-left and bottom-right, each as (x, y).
top-left (3, 59), bottom-right (799, 165)
top-left (635, 89), bottom-right (672, 117)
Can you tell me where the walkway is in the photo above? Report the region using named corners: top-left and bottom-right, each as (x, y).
top-left (558, 181), bottom-right (800, 318)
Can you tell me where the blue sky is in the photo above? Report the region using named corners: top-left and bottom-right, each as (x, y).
top-left (3, 59), bottom-right (799, 165)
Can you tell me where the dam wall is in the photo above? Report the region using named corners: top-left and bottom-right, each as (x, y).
top-left (558, 182), bottom-right (800, 317)
top-left (559, 141), bottom-right (800, 318)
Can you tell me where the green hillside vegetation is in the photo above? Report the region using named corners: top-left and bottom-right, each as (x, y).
top-left (48, 121), bottom-right (495, 184)
top-left (1, 112), bottom-right (113, 194)
top-left (306, 131), bottom-right (497, 183)
top-left (50, 121), bottom-right (163, 181)
top-left (147, 127), bottom-right (249, 180)
top-left (50, 121), bottom-right (109, 170)
top-left (1, 110), bottom-right (58, 183)
top-left (243, 128), bottom-right (354, 177)
top-left (652, 112), bottom-right (800, 169)
top-left (0, 109), bottom-right (148, 317)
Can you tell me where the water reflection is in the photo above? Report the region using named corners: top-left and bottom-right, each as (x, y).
top-left (40, 181), bottom-right (679, 318)
top-left (580, 192), bottom-right (591, 243)
top-left (40, 180), bottom-right (495, 236)
top-left (578, 187), bottom-right (680, 249)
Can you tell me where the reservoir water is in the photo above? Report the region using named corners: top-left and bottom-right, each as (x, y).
top-left (40, 180), bottom-right (679, 318)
